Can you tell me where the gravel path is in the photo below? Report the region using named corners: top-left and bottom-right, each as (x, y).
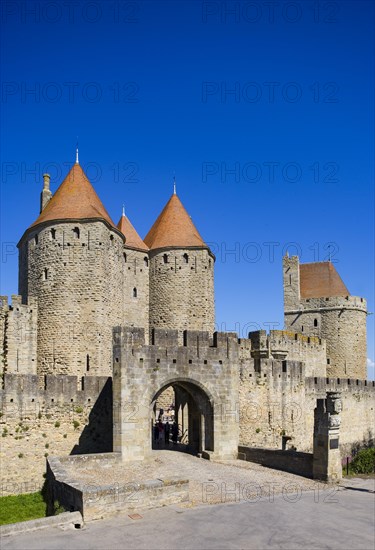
top-left (64, 450), bottom-right (326, 507)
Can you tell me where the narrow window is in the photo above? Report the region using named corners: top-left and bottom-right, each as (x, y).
top-left (209, 259), bottom-right (212, 268)
top-left (43, 268), bottom-right (48, 280)
top-left (123, 252), bottom-right (127, 263)
top-left (73, 227), bottom-right (80, 239)
top-left (144, 257), bottom-right (149, 267)
top-left (110, 235), bottom-right (114, 244)
top-left (163, 254), bottom-right (169, 264)
top-left (86, 355), bottom-right (90, 372)
top-left (314, 318), bottom-right (318, 327)
top-left (327, 358), bottom-right (330, 365)
top-left (133, 288), bottom-right (137, 298)
top-left (301, 326), bottom-right (304, 332)
top-left (50, 229), bottom-right (56, 240)
top-left (34, 234), bottom-right (38, 245)
top-left (183, 253), bottom-right (189, 263)
top-left (289, 274), bottom-right (292, 284)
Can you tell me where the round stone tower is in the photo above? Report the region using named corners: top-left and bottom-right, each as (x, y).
top-left (283, 255), bottom-right (367, 379)
top-left (144, 189), bottom-right (215, 340)
top-left (18, 161), bottom-right (125, 379)
top-left (116, 208), bottom-right (150, 340)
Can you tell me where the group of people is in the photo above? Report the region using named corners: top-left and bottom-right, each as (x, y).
top-left (153, 407), bottom-right (179, 445)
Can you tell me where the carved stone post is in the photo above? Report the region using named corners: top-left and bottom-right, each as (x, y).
top-left (313, 391), bottom-right (342, 482)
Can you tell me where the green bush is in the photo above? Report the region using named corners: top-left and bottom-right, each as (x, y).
top-left (349, 448), bottom-right (375, 474)
top-left (54, 421), bottom-right (60, 428)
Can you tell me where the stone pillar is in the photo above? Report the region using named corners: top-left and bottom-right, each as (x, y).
top-left (313, 391), bottom-right (342, 482)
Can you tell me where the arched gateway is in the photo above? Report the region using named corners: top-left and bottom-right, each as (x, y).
top-left (151, 380), bottom-right (214, 453)
top-left (113, 327), bottom-right (239, 461)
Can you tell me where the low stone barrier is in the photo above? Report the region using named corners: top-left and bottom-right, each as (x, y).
top-left (47, 453), bottom-right (189, 521)
top-left (0, 511), bottom-right (83, 537)
top-left (238, 446), bottom-right (313, 478)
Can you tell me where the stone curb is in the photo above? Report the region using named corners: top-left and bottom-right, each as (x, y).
top-left (0, 511), bottom-right (83, 537)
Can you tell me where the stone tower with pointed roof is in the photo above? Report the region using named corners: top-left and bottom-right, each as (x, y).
top-left (144, 192), bottom-right (215, 339)
top-left (117, 209), bottom-right (150, 338)
top-left (283, 255), bottom-right (367, 378)
top-left (18, 163), bottom-right (126, 378)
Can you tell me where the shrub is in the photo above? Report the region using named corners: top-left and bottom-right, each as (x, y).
top-left (63, 434), bottom-right (67, 439)
top-left (349, 448), bottom-right (375, 474)
top-left (18, 453), bottom-right (24, 459)
top-left (75, 407), bottom-right (83, 414)
top-left (54, 421), bottom-right (60, 428)
top-left (255, 428), bottom-right (261, 433)
top-left (45, 443), bottom-right (49, 449)
top-left (73, 420), bottom-right (80, 429)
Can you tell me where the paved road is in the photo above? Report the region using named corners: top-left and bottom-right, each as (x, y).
top-left (2, 478), bottom-right (374, 550)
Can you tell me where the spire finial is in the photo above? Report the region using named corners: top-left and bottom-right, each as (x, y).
top-left (75, 137), bottom-right (79, 164)
top-left (122, 204), bottom-right (125, 217)
top-left (173, 174), bottom-right (176, 195)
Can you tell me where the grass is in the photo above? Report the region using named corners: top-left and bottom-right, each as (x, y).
top-left (0, 492), bottom-right (46, 526)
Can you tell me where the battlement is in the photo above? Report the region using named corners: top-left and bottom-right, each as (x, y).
top-left (0, 295), bottom-right (38, 311)
top-left (238, 330), bottom-right (327, 378)
top-left (290, 295), bottom-right (367, 313)
top-left (305, 376), bottom-right (375, 393)
top-left (244, 358), bottom-right (306, 380)
top-left (0, 295), bottom-right (38, 375)
top-left (0, 374), bottom-right (110, 407)
top-left (114, 326), bottom-right (238, 363)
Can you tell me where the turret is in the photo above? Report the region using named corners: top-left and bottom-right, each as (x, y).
top-left (283, 255), bottom-right (367, 379)
top-left (18, 161), bottom-right (125, 379)
top-left (116, 207), bottom-right (149, 339)
top-left (40, 173), bottom-right (52, 212)
top-left (144, 188), bottom-right (215, 341)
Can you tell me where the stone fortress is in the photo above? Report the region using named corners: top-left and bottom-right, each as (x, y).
top-left (0, 157), bottom-right (374, 494)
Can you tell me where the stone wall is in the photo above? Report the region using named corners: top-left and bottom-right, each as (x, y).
top-left (113, 327), bottom-right (239, 461)
top-left (241, 330), bottom-right (327, 377)
top-left (18, 220), bottom-right (125, 379)
top-left (0, 374), bottom-right (112, 495)
top-left (238, 446), bottom-right (313, 478)
top-left (238, 355), bottom-right (375, 455)
top-left (149, 248), bottom-right (215, 341)
top-left (0, 296), bottom-right (38, 376)
top-left (47, 453), bottom-right (189, 521)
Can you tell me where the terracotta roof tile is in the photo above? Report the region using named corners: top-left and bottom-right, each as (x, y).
top-left (29, 164), bottom-right (116, 229)
top-left (144, 193), bottom-right (207, 250)
top-left (299, 262), bottom-right (349, 299)
top-left (117, 213), bottom-right (149, 251)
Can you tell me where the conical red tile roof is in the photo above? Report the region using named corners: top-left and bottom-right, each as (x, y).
top-left (117, 213), bottom-right (149, 251)
top-left (29, 164), bottom-right (116, 229)
top-left (144, 193), bottom-right (207, 250)
top-left (299, 262), bottom-right (349, 299)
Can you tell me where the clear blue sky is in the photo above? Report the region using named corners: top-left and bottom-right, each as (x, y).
top-left (1, 0), bottom-right (374, 377)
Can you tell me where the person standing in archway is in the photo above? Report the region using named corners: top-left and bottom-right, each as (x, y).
top-left (164, 421), bottom-right (170, 444)
top-left (154, 422), bottom-right (159, 443)
top-left (172, 421), bottom-right (178, 445)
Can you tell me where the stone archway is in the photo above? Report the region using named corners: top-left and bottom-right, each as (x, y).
top-left (151, 380), bottom-right (214, 455)
top-left (113, 327), bottom-right (239, 462)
